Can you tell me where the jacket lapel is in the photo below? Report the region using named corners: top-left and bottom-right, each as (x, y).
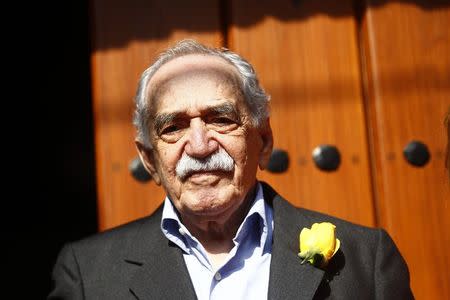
top-left (264, 183), bottom-right (325, 300)
top-left (125, 207), bottom-right (197, 300)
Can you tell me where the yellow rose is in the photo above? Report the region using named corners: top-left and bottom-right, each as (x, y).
top-left (298, 222), bottom-right (340, 268)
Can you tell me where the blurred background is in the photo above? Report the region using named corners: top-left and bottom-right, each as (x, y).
top-left (37, 0), bottom-right (449, 299)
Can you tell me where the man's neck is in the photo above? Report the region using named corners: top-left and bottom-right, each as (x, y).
top-left (180, 184), bottom-right (258, 262)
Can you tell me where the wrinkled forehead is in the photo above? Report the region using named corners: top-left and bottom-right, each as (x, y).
top-left (146, 54), bottom-right (242, 110)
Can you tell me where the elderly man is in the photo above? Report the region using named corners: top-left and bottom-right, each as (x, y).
top-left (49, 40), bottom-right (413, 299)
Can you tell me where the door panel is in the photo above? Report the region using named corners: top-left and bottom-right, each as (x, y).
top-left (91, 0), bottom-right (222, 230)
top-left (362, 2), bottom-right (450, 298)
top-left (229, 0), bottom-right (375, 226)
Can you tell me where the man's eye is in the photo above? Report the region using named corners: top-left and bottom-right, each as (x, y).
top-left (161, 125), bottom-right (180, 135)
top-left (213, 117), bottom-right (234, 124)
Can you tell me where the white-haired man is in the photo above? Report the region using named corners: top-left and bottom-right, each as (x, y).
top-left (49, 40), bottom-right (413, 299)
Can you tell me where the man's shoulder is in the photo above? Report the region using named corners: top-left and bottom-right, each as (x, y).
top-left (50, 205), bottom-right (168, 298)
top-left (264, 185), bottom-right (413, 299)
top-left (268, 187), bottom-right (401, 271)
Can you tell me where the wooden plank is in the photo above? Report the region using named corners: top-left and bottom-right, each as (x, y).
top-left (229, 0), bottom-right (375, 227)
top-left (91, 0), bottom-right (222, 230)
top-left (362, 2), bottom-right (450, 298)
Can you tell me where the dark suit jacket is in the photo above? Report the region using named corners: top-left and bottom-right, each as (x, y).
top-left (49, 183), bottom-right (413, 299)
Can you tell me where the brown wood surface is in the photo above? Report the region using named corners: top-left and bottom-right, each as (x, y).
top-left (362, 2), bottom-right (450, 299)
top-left (91, 0), bottom-right (222, 230)
top-left (229, 0), bottom-right (376, 227)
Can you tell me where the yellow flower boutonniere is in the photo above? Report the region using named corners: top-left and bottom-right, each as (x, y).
top-left (298, 222), bottom-right (340, 268)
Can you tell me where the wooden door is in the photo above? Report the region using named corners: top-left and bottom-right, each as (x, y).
top-left (91, 0), bottom-right (222, 229)
top-left (229, 0), bottom-right (375, 226)
top-left (361, 1), bottom-right (450, 298)
top-left (90, 1), bottom-right (450, 298)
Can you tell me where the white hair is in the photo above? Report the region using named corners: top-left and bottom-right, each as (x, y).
top-left (176, 147), bottom-right (234, 181)
top-left (133, 39), bottom-right (270, 148)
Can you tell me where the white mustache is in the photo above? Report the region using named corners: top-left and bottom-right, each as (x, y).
top-left (176, 148), bottom-right (234, 180)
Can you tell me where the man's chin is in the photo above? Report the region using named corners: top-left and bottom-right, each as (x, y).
top-left (181, 195), bottom-right (236, 220)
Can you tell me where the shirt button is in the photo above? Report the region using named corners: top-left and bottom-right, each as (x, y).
top-left (179, 228), bottom-right (185, 235)
top-left (214, 272), bottom-right (222, 281)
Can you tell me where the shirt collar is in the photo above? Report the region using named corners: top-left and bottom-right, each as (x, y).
top-left (160, 182), bottom-right (273, 254)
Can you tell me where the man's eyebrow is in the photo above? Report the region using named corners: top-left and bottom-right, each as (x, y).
top-left (208, 103), bottom-right (239, 117)
top-left (153, 112), bottom-right (178, 133)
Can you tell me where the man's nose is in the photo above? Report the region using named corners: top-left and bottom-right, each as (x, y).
top-left (184, 119), bottom-right (219, 158)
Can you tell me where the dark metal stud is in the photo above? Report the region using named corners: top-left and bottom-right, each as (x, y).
top-left (312, 145), bottom-right (341, 172)
top-left (267, 149), bottom-right (289, 173)
top-left (129, 157), bottom-right (152, 182)
top-left (403, 141), bottom-right (430, 167)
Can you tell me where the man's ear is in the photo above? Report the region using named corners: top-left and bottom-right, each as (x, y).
top-left (135, 140), bottom-right (161, 185)
top-left (258, 118), bottom-right (274, 170)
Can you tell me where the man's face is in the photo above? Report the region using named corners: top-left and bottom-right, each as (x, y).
top-left (137, 55), bottom-right (273, 225)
